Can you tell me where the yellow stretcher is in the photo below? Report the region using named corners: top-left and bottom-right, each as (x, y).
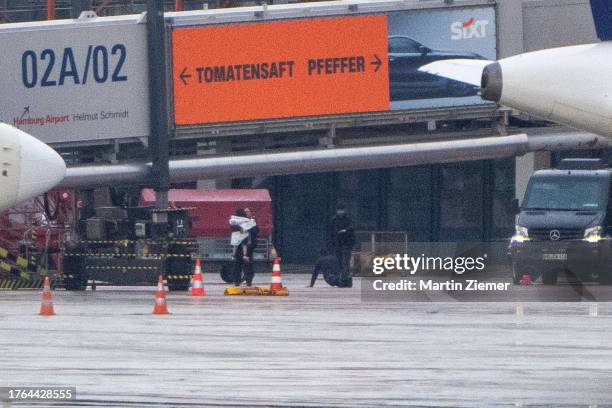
top-left (224, 286), bottom-right (289, 296)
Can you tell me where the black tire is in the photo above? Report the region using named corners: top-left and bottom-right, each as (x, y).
top-left (220, 263), bottom-right (235, 283)
top-left (166, 257), bottom-right (192, 291)
top-left (63, 271), bottom-right (88, 290)
top-left (63, 255), bottom-right (88, 291)
top-left (168, 280), bottom-right (190, 291)
top-left (63, 278), bottom-right (87, 291)
top-left (542, 270), bottom-right (558, 285)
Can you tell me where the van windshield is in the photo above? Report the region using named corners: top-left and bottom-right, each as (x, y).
top-left (523, 178), bottom-right (608, 211)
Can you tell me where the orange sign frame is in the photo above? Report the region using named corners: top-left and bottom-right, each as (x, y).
top-left (172, 15), bottom-right (389, 125)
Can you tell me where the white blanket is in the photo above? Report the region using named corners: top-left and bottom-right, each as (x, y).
top-left (229, 215), bottom-right (256, 246)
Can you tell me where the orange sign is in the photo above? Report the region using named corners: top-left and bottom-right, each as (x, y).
top-left (172, 15), bottom-right (389, 125)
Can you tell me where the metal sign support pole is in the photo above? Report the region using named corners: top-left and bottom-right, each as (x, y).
top-left (47, 0), bottom-right (55, 20)
top-left (147, 0), bottom-right (171, 210)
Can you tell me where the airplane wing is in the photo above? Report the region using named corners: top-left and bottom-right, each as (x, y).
top-left (418, 59), bottom-right (492, 87)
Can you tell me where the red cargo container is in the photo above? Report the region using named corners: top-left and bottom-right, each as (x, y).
top-left (139, 188), bottom-right (273, 238)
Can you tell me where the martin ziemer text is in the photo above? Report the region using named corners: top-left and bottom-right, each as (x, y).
top-left (372, 279), bottom-right (511, 291)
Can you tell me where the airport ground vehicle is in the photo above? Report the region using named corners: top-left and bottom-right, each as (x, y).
top-left (510, 159), bottom-right (612, 285)
top-left (0, 191), bottom-right (72, 289)
top-left (63, 188), bottom-right (273, 290)
top-left (1, 187), bottom-right (272, 290)
top-left (388, 36), bottom-right (482, 101)
top-left (63, 202), bottom-right (197, 291)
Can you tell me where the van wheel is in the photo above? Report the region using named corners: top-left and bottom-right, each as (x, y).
top-left (542, 270), bottom-right (558, 285)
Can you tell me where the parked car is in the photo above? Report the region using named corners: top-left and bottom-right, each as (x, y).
top-left (388, 35), bottom-right (483, 101)
top-left (509, 159), bottom-right (612, 285)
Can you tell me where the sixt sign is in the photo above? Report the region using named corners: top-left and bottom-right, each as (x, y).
top-left (450, 17), bottom-right (490, 40)
top-left (0, 20), bottom-right (149, 143)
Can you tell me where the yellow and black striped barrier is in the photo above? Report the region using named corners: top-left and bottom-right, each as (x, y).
top-left (84, 265), bottom-right (160, 271)
top-left (0, 246), bottom-right (44, 274)
top-left (0, 261), bottom-right (47, 276)
top-left (74, 240), bottom-right (195, 245)
top-left (16, 257), bottom-right (28, 269)
top-left (166, 275), bottom-right (191, 280)
top-left (0, 277), bottom-right (45, 290)
top-left (61, 273), bottom-right (190, 281)
top-left (66, 253), bottom-right (194, 259)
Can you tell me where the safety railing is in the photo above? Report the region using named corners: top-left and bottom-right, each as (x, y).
top-left (354, 231), bottom-right (409, 256)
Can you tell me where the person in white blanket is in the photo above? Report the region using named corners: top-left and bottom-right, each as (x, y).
top-left (229, 208), bottom-right (258, 286)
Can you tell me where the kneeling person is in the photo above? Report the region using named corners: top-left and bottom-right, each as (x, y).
top-left (310, 248), bottom-right (340, 287)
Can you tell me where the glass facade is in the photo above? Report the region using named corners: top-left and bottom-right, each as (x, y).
top-left (264, 158), bottom-right (516, 263)
top-left (387, 166), bottom-right (433, 242)
top-left (439, 162), bottom-right (484, 241)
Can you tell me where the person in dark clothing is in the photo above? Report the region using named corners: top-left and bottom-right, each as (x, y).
top-left (329, 204), bottom-right (355, 288)
top-left (309, 248), bottom-right (339, 287)
top-left (230, 208), bottom-right (249, 286)
top-left (242, 208), bottom-right (259, 286)
top-left (232, 242), bottom-right (246, 286)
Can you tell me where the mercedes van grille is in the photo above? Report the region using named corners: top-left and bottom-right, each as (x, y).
top-left (529, 228), bottom-right (583, 241)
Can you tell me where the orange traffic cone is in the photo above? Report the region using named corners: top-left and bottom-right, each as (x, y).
top-left (153, 275), bottom-right (169, 315)
top-left (39, 276), bottom-right (55, 316)
top-left (520, 274), bottom-right (532, 285)
top-left (270, 257), bottom-right (283, 290)
top-left (190, 259), bottom-right (205, 297)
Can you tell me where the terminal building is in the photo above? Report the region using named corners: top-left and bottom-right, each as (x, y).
top-left (0, 0), bottom-right (605, 263)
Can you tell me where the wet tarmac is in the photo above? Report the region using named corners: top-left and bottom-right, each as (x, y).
top-left (1, 273), bottom-right (612, 407)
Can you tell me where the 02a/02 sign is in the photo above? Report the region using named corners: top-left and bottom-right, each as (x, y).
top-left (21, 44), bottom-right (128, 88)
